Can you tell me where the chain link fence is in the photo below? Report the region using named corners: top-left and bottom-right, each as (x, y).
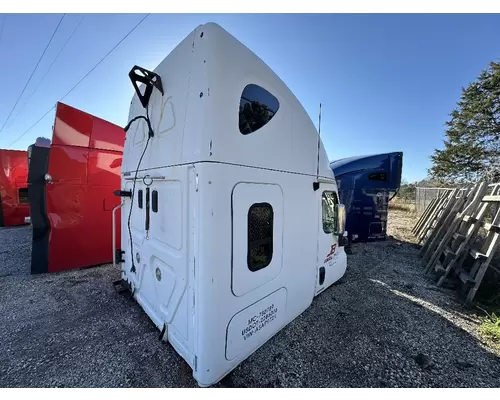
top-left (415, 187), bottom-right (455, 216)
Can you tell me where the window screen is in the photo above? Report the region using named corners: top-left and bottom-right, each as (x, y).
top-left (322, 191), bottom-right (338, 234)
top-left (239, 84), bottom-right (280, 135)
top-left (18, 188), bottom-right (28, 204)
top-left (247, 202), bottom-right (274, 271)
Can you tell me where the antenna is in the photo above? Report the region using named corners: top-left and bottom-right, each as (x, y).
top-left (316, 103), bottom-right (322, 179)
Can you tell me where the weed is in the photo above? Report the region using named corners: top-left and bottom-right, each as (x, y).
top-left (478, 311), bottom-right (500, 347)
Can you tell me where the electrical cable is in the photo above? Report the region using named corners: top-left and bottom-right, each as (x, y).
top-left (389, 190), bottom-right (399, 202)
top-left (9, 15), bottom-right (85, 128)
top-left (124, 105), bottom-right (155, 274)
top-left (7, 13), bottom-right (150, 148)
top-left (0, 15), bottom-right (6, 48)
top-left (0, 14), bottom-right (66, 134)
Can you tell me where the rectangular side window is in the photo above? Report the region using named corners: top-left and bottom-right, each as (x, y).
top-left (18, 188), bottom-right (29, 204)
top-left (322, 191), bottom-right (338, 234)
top-left (368, 172), bottom-right (387, 181)
top-left (247, 203), bottom-right (273, 272)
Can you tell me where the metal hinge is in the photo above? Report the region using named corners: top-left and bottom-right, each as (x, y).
top-left (115, 249), bottom-right (125, 264)
top-left (158, 323), bottom-right (168, 342)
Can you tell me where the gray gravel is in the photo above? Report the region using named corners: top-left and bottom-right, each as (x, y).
top-left (1, 218), bottom-right (499, 388)
top-left (0, 225), bottom-right (31, 277)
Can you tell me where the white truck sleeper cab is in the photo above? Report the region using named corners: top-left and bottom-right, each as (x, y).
top-left (115, 22), bottom-right (348, 387)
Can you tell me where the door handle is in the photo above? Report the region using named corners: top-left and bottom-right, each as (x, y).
top-left (44, 173), bottom-right (60, 184)
top-left (44, 173), bottom-right (55, 184)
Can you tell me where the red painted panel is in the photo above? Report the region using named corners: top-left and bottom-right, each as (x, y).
top-left (45, 146), bottom-right (88, 272)
top-left (42, 101), bottom-right (125, 273)
top-left (0, 149), bottom-right (29, 227)
top-left (52, 102), bottom-right (92, 148)
top-left (87, 149), bottom-right (122, 187)
top-left (90, 117), bottom-right (125, 153)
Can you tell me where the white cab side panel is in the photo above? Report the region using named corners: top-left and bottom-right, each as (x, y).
top-left (120, 165), bottom-right (196, 367)
top-left (193, 163), bottom-right (318, 386)
top-left (122, 28), bottom-right (197, 174)
top-left (200, 23), bottom-right (333, 178)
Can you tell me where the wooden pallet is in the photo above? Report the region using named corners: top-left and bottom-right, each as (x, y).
top-left (413, 192), bottom-right (447, 242)
top-left (413, 181), bottom-right (500, 304)
top-left (414, 190), bottom-right (455, 247)
top-left (456, 190), bottom-right (500, 303)
top-left (412, 196), bottom-right (439, 235)
top-left (419, 187), bottom-right (474, 264)
top-left (424, 182), bottom-right (488, 277)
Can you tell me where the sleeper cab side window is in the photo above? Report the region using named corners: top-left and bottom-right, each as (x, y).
top-left (322, 191), bottom-right (338, 234)
top-left (18, 188), bottom-right (29, 204)
top-left (369, 171), bottom-right (387, 181)
top-left (247, 203), bottom-right (274, 272)
top-left (239, 84), bottom-right (280, 135)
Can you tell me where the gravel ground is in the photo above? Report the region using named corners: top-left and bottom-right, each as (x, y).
top-left (1, 211), bottom-right (499, 388)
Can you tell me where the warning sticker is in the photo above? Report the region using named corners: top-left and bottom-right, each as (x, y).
top-left (241, 303), bottom-right (278, 341)
top-left (226, 288), bottom-right (287, 360)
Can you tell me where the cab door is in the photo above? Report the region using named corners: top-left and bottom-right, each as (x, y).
top-left (231, 182), bottom-right (284, 297)
top-left (315, 189), bottom-right (346, 296)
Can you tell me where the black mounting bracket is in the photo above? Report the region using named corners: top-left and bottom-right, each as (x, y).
top-left (338, 235), bottom-right (349, 247)
top-left (115, 249), bottom-right (125, 264)
top-left (129, 65), bottom-right (164, 109)
top-left (114, 189), bottom-right (132, 198)
top-left (112, 279), bottom-right (134, 299)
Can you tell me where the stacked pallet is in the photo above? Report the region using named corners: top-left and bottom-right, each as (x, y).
top-left (412, 182), bottom-right (500, 303)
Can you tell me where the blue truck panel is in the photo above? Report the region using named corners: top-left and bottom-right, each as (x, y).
top-left (330, 152), bottom-right (403, 242)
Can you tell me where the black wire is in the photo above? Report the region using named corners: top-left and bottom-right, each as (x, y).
top-left (0, 14), bottom-right (66, 134)
top-left (124, 115), bottom-right (153, 135)
top-left (389, 189), bottom-right (399, 202)
top-left (9, 15), bottom-right (85, 127)
top-left (0, 15), bottom-right (6, 47)
top-left (7, 13), bottom-right (150, 148)
top-left (125, 106), bottom-right (154, 273)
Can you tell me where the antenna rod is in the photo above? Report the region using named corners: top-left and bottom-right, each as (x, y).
top-left (316, 103), bottom-right (322, 179)
top-left (318, 103), bottom-right (322, 136)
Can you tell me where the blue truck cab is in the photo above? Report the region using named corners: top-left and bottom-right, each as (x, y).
top-left (330, 152), bottom-right (403, 243)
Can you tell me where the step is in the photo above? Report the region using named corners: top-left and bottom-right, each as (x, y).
top-left (482, 222), bottom-right (500, 233)
top-left (434, 261), bottom-right (445, 274)
top-left (482, 195), bottom-right (500, 202)
top-left (462, 215), bottom-right (478, 223)
top-left (452, 232), bottom-right (465, 241)
top-left (444, 247), bottom-right (457, 258)
top-left (457, 268), bottom-right (475, 285)
top-left (469, 248), bottom-right (487, 260)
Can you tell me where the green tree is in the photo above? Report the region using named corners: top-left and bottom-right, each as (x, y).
top-left (430, 60), bottom-right (500, 183)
